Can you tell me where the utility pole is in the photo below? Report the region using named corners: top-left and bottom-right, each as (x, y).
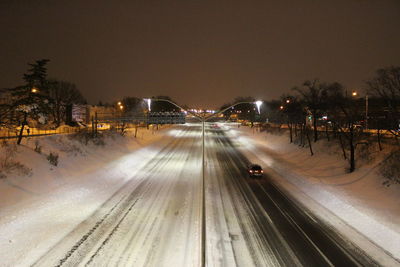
top-left (201, 117), bottom-right (205, 267)
top-left (91, 115), bottom-right (95, 137)
top-left (95, 111), bottom-right (98, 136)
top-left (365, 94), bottom-right (369, 130)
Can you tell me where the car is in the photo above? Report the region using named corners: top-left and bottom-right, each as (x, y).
top-left (247, 164), bottom-right (263, 178)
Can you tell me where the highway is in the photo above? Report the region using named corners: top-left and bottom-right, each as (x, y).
top-left (33, 123), bottom-right (377, 267)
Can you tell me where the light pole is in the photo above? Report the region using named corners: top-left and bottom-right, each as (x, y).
top-left (198, 100), bottom-right (262, 266)
top-left (144, 98), bottom-right (262, 267)
top-left (366, 94), bottom-right (369, 130)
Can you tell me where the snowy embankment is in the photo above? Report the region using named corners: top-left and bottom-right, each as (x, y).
top-left (0, 126), bottom-right (171, 266)
top-left (225, 124), bottom-right (400, 266)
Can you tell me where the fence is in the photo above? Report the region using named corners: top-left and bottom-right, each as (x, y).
top-left (0, 118), bottom-right (172, 140)
top-left (0, 126), bottom-right (82, 140)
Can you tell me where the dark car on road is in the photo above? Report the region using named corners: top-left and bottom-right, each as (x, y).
top-left (247, 164), bottom-right (263, 178)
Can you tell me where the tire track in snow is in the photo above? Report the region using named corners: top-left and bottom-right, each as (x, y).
top-left (212, 128), bottom-right (377, 266)
top-left (33, 126), bottom-right (196, 266)
top-left (101, 128), bottom-right (201, 266)
top-left (213, 135), bottom-right (299, 266)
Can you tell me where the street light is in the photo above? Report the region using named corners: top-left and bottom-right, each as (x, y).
top-left (146, 98), bottom-right (151, 112)
top-left (255, 100), bottom-right (263, 114)
top-left (352, 91), bottom-right (358, 97)
top-left (31, 87), bottom-right (38, 93)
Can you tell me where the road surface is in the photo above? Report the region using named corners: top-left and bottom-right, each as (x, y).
top-left (33, 123), bottom-right (377, 266)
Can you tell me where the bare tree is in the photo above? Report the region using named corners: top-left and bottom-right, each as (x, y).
top-left (293, 80), bottom-right (329, 142)
top-left (327, 83), bottom-right (366, 172)
top-left (120, 97), bottom-right (143, 114)
top-left (0, 88), bottom-right (12, 125)
top-left (47, 79), bottom-right (86, 126)
top-left (367, 66), bottom-right (400, 138)
top-left (280, 94), bottom-right (304, 143)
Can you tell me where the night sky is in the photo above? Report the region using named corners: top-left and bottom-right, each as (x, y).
top-left (1, 0), bottom-right (400, 108)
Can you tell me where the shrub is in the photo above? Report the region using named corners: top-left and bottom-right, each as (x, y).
top-left (2, 161), bottom-right (32, 177)
top-left (1, 140), bottom-right (17, 168)
top-left (356, 143), bottom-right (372, 164)
top-left (92, 137), bottom-right (105, 146)
top-left (54, 136), bottom-right (84, 156)
top-left (0, 141), bottom-right (32, 178)
top-left (34, 140), bottom-right (42, 154)
top-left (47, 152), bottom-right (59, 166)
top-left (69, 130), bottom-right (105, 146)
top-left (380, 150), bottom-right (400, 185)
top-left (69, 130), bottom-right (91, 145)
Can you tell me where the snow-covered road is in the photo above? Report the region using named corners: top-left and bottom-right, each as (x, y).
top-left (33, 126), bottom-right (203, 266)
top-left (0, 123), bottom-right (388, 266)
top-left (205, 127), bottom-right (376, 267)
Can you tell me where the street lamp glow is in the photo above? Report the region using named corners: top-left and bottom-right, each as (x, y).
top-left (31, 87), bottom-right (38, 93)
top-left (144, 98), bottom-right (151, 112)
top-left (255, 100), bottom-right (262, 114)
top-left (352, 91), bottom-right (358, 96)
top-left (286, 99), bottom-right (290, 103)
top-left (280, 105), bottom-right (284, 110)
top-left (117, 101), bottom-right (122, 105)
top-left (119, 105), bottom-right (124, 110)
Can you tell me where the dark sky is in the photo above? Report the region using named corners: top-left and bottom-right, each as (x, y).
top-left (1, 0), bottom-right (400, 108)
